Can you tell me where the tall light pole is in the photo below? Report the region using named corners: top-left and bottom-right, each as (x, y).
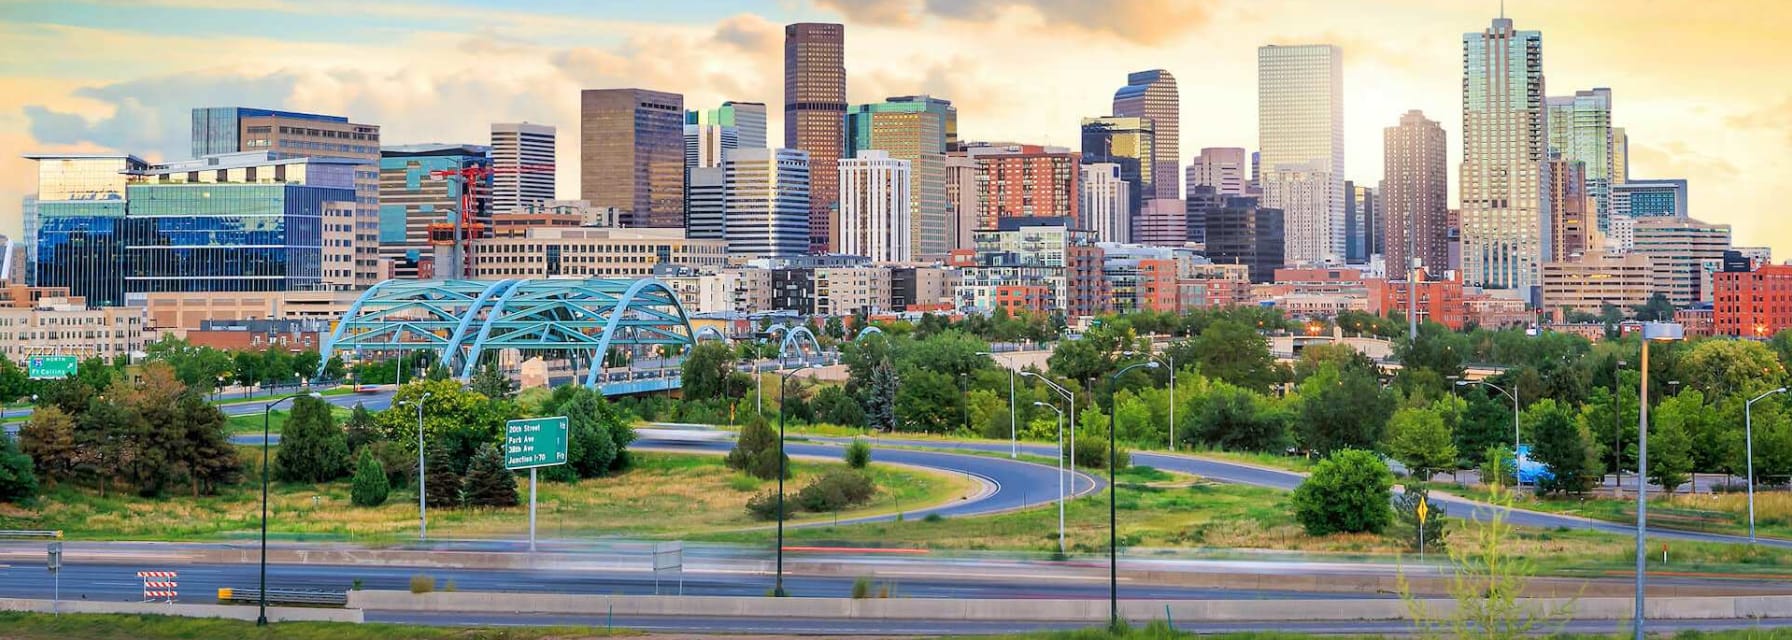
top-left (774, 364), bottom-right (812, 598)
top-left (1107, 359), bottom-right (1158, 628)
top-left (259, 391), bottom-right (321, 627)
top-left (401, 392), bottom-right (434, 541)
top-left (1635, 322), bottom-right (1684, 640)
top-left (1022, 372), bottom-right (1075, 474)
top-left (1034, 401), bottom-right (1067, 554)
top-left (978, 351), bottom-right (1018, 458)
top-left (1125, 350), bottom-right (1175, 451)
top-left (1614, 359), bottom-right (1627, 495)
top-left (1456, 379), bottom-right (1521, 482)
top-left (1745, 387), bottom-right (1787, 544)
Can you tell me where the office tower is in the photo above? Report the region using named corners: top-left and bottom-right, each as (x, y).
top-left (580, 88), bottom-right (685, 228)
top-left (689, 101), bottom-right (767, 149)
top-left (1187, 147), bottom-right (1248, 197)
top-left (1545, 88), bottom-right (1614, 232)
top-left (1112, 70), bottom-right (1179, 200)
top-left (946, 153), bottom-right (979, 251)
top-left (1080, 116), bottom-right (1155, 216)
top-left (191, 106), bottom-right (381, 289)
top-left (838, 150), bottom-right (912, 262)
top-left (1132, 198), bottom-right (1187, 247)
top-left (724, 148), bottom-right (811, 258)
top-left (1542, 250), bottom-right (1659, 317)
top-left (785, 22), bottom-right (847, 253)
top-left (1461, 14), bottom-right (1548, 293)
top-left (1184, 184), bottom-right (1224, 245)
top-left (1258, 44), bottom-right (1345, 264)
top-left (1612, 127), bottom-right (1629, 184)
top-left (1382, 110), bottom-right (1449, 281)
top-left (886, 95), bottom-right (958, 152)
top-left (1633, 216), bottom-right (1731, 305)
top-left (685, 123), bottom-right (738, 170)
top-left (686, 166), bottom-right (726, 240)
top-left (846, 97), bottom-right (949, 258)
top-left (1343, 182), bottom-right (1378, 263)
top-left (1548, 155), bottom-right (1590, 260)
top-left (1611, 178), bottom-right (1688, 218)
top-left (1249, 151), bottom-right (1261, 192)
top-left (963, 143), bottom-right (1081, 230)
top-left (379, 144), bottom-right (492, 279)
top-left (24, 154), bottom-right (148, 306)
top-left (490, 122), bottom-right (556, 215)
top-left (1204, 195), bottom-right (1285, 283)
top-left (20, 196), bottom-right (36, 285)
top-left (1081, 163), bottom-right (1130, 243)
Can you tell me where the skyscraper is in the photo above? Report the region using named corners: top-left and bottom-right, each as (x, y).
top-left (1080, 163), bottom-right (1130, 243)
top-left (1611, 178), bottom-right (1689, 218)
top-left (785, 22), bottom-right (846, 253)
top-left (684, 123), bottom-right (738, 170)
top-left (724, 148), bottom-right (811, 258)
top-left (580, 88), bottom-right (685, 228)
top-left (1205, 196), bottom-right (1285, 284)
top-left (1461, 14), bottom-right (1548, 292)
top-left (1343, 181), bottom-right (1378, 263)
top-left (379, 144), bottom-right (492, 279)
top-left (686, 166), bottom-right (725, 240)
top-left (1548, 155), bottom-right (1590, 260)
top-left (886, 95), bottom-right (958, 152)
top-left (1545, 88), bottom-right (1614, 232)
top-left (490, 122), bottom-right (556, 215)
top-left (689, 101), bottom-right (767, 149)
top-left (1080, 116), bottom-right (1155, 216)
top-left (191, 106), bottom-right (381, 289)
top-left (963, 143), bottom-right (1081, 230)
top-left (1258, 44), bottom-right (1345, 265)
top-left (945, 153), bottom-right (979, 251)
top-left (25, 154), bottom-right (147, 306)
top-left (838, 150), bottom-right (911, 262)
top-left (1187, 147), bottom-right (1248, 197)
top-left (1112, 70), bottom-right (1179, 200)
top-left (1382, 110), bottom-right (1449, 280)
top-left (846, 97), bottom-right (949, 258)
top-left (1612, 127), bottom-right (1629, 185)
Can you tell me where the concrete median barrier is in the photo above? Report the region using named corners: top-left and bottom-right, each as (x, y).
top-left (0, 597), bottom-right (363, 623)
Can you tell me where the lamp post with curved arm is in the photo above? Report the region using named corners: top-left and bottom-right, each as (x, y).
top-left (1033, 401), bottom-right (1066, 554)
top-left (259, 391), bottom-right (322, 626)
top-left (1022, 372), bottom-right (1076, 479)
top-left (1634, 322), bottom-right (1685, 640)
top-left (1107, 359), bottom-right (1159, 628)
top-left (774, 364), bottom-right (812, 597)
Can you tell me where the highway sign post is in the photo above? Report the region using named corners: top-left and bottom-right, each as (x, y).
top-left (652, 541), bottom-right (684, 595)
top-left (46, 542), bottom-right (60, 615)
top-left (26, 355), bottom-right (78, 380)
top-left (505, 417), bottom-right (569, 552)
top-left (1416, 498), bottom-right (1429, 558)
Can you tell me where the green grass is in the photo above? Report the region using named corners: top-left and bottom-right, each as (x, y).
top-left (226, 406), bottom-right (352, 435)
top-left (990, 623), bottom-right (1792, 640)
top-left (212, 386), bottom-right (359, 405)
top-left (0, 611), bottom-right (633, 639)
top-left (1430, 483), bottom-right (1792, 543)
top-left (0, 451), bottom-right (971, 542)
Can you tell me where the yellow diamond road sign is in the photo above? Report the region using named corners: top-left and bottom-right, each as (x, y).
top-left (1417, 498), bottom-right (1429, 521)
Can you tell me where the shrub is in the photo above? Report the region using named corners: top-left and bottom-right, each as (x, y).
top-left (408, 574), bottom-right (434, 593)
top-left (462, 443), bottom-right (519, 508)
top-left (1291, 449), bottom-right (1394, 536)
top-left (727, 474), bottom-right (761, 492)
top-left (922, 512), bottom-right (944, 523)
top-left (745, 490), bottom-right (788, 521)
top-left (844, 439), bottom-right (872, 469)
top-left (851, 577), bottom-right (872, 599)
top-left (795, 469), bottom-right (877, 512)
top-left (349, 447), bottom-right (390, 507)
top-left (1072, 434), bottom-right (1129, 470)
top-left (726, 417), bottom-right (786, 480)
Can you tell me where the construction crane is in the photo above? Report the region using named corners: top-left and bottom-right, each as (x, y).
top-left (427, 163), bottom-right (555, 278)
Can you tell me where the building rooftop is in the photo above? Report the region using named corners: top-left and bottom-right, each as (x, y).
top-left (380, 143), bottom-right (491, 157)
top-left (142, 151), bottom-right (363, 175)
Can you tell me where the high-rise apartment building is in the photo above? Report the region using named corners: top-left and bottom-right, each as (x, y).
top-left (1382, 110), bottom-right (1449, 279)
top-left (1187, 147), bottom-right (1248, 198)
top-left (1632, 216), bottom-right (1731, 306)
top-left (1204, 195), bottom-right (1286, 284)
top-left (191, 106), bottom-right (381, 289)
top-left (1112, 70), bottom-right (1179, 200)
top-left (1258, 44), bottom-right (1345, 264)
top-left (784, 22), bottom-right (847, 253)
top-left (1545, 88), bottom-right (1614, 232)
top-left (724, 148), bottom-right (811, 258)
top-left (490, 122), bottom-right (556, 215)
top-left (1461, 15), bottom-right (1548, 293)
top-left (1080, 116), bottom-right (1155, 216)
top-left (1611, 178), bottom-right (1688, 218)
top-left (1547, 155), bottom-right (1590, 260)
top-left (26, 154), bottom-right (148, 306)
top-left (580, 88), bottom-right (685, 228)
top-left (1343, 181), bottom-right (1378, 264)
top-left (963, 143), bottom-right (1081, 230)
top-left (378, 144), bottom-right (492, 279)
top-left (838, 150), bottom-right (911, 263)
top-left (1080, 163), bottom-right (1130, 243)
top-left (846, 98), bottom-right (949, 258)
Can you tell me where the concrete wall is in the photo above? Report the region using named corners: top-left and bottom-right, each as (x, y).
top-left (347, 590), bottom-right (1792, 623)
top-left (0, 597), bottom-right (363, 623)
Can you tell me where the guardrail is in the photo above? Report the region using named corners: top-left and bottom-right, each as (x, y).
top-left (217, 587), bottom-right (349, 608)
top-left (0, 530), bottom-right (62, 540)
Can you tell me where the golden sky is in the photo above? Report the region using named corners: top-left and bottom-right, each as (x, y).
top-left (3, 0), bottom-right (1788, 259)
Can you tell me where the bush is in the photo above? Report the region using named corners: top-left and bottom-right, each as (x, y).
top-left (851, 577), bottom-right (872, 599)
top-left (726, 417), bottom-right (787, 480)
top-left (1291, 449), bottom-right (1394, 536)
top-left (409, 574), bottom-right (434, 593)
top-left (274, 395), bottom-right (351, 483)
top-left (349, 447), bottom-right (390, 507)
top-left (795, 469), bottom-right (877, 512)
top-left (1072, 434), bottom-right (1129, 470)
top-left (461, 444), bottom-right (518, 508)
top-left (844, 439), bottom-right (872, 469)
top-left (745, 489), bottom-right (788, 521)
top-left (0, 433), bottom-right (38, 504)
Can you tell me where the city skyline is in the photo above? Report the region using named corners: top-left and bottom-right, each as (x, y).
top-left (3, 1), bottom-right (1789, 259)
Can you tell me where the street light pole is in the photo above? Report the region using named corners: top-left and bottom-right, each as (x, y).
top-left (1107, 360), bottom-right (1158, 629)
top-left (979, 351), bottom-right (1018, 459)
top-left (1745, 387), bottom-right (1787, 544)
top-left (413, 392), bottom-right (433, 541)
top-left (1034, 401), bottom-right (1066, 554)
top-left (1614, 359), bottom-right (1627, 495)
top-left (1635, 322), bottom-right (1684, 640)
top-left (1456, 380), bottom-right (1521, 482)
top-left (774, 364), bottom-right (812, 598)
top-left (259, 391), bottom-right (321, 627)
top-left (1023, 372), bottom-right (1076, 480)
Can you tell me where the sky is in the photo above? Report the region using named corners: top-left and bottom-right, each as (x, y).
top-left (3, 0), bottom-right (1789, 259)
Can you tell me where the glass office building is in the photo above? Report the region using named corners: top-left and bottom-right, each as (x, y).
top-left (123, 183), bottom-right (335, 293)
top-left (27, 154), bottom-right (148, 307)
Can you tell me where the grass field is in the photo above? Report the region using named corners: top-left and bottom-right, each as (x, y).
top-left (225, 406), bottom-right (353, 435)
top-left (0, 451), bottom-right (970, 542)
top-left (0, 612), bottom-right (633, 640)
top-left (1431, 483), bottom-right (1792, 543)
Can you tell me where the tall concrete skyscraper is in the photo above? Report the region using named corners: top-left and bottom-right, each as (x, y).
top-left (580, 88), bottom-right (685, 228)
top-left (1546, 88), bottom-right (1614, 232)
top-left (784, 22), bottom-right (846, 253)
top-left (1112, 70), bottom-right (1179, 200)
top-left (1258, 44), bottom-right (1344, 265)
top-left (1382, 110), bottom-right (1449, 282)
top-left (838, 150), bottom-right (912, 262)
top-left (1187, 147), bottom-right (1248, 197)
top-left (490, 122), bottom-right (556, 214)
top-left (1461, 14), bottom-right (1548, 293)
top-left (846, 97), bottom-right (949, 258)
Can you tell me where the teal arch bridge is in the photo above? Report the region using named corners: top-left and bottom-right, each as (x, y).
top-left (319, 278), bottom-right (697, 395)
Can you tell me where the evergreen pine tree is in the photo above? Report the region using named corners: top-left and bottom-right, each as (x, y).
top-left (344, 403), bottom-right (382, 453)
top-left (864, 361), bottom-right (898, 431)
top-left (350, 447), bottom-right (390, 507)
top-left (726, 416), bottom-right (786, 480)
top-left (275, 395), bottom-right (351, 483)
top-left (468, 360), bottom-right (516, 400)
top-left (561, 391), bottom-right (617, 477)
top-left (0, 430), bottom-right (38, 504)
top-left (423, 441), bottom-right (463, 508)
top-left (462, 443), bottom-right (519, 507)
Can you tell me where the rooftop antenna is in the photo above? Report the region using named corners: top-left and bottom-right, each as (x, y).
top-left (1500, 0), bottom-right (1506, 19)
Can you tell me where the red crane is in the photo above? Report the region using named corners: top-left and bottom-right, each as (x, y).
top-left (427, 163), bottom-right (556, 278)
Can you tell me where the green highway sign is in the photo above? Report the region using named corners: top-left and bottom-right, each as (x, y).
top-left (504, 416), bottom-right (569, 470)
top-left (26, 355), bottom-right (78, 380)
